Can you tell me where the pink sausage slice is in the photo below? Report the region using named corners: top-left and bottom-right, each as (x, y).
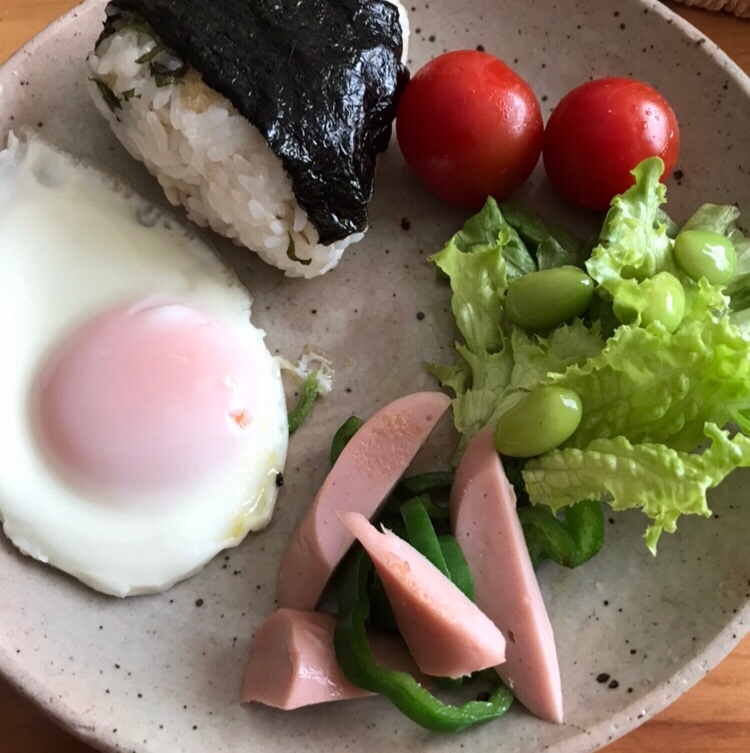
top-left (450, 428), bottom-right (563, 723)
top-left (241, 609), bottom-right (422, 709)
top-left (340, 512), bottom-right (506, 679)
top-left (242, 610), bottom-right (367, 708)
top-left (277, 391), bottom-right (451, 610)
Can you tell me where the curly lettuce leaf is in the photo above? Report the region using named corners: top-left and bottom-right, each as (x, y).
top-left (439, 344), bottom-right (515, 445)
top-left (424, 358), bottom-right (471, 397)
top-left (586, 159), bottom-right (727, 325)
top-left (523, 424), bottom-right (750, 553)
top-left (586, 158), bottom-right (673, 292)
top-left (687, 204), bottom-right (750, 321)
top-left (443, 196), bottom-right (535, 280)
top-left (657, 208), bottom-right (680, 239)
top-left (585, 158), bottom-right (680, 326)
top-left (536, 236), bottom-right (582, 271)
top-left (456, 343), bottom-right (515, 393)
top-left (430, 320), bottom-right (604, 454)
top-left (451, 389), bottom-right (526, 454)
top-left (509, 321), bottom-right (605, 392)
top-left (430, 236), bottom-right (507, 354)
top-left (429, 198), bottom-right (535, 353)
top-left (681, 203), bottom-right (741, 236)
top-left (499, 202), bottom-right (586, 270)
top-left (546, 315), bottom-right (750, 451)
top-left (683, 276), bottom-right (729, 323)
top-left (729, 222), bottom-right (750, 266)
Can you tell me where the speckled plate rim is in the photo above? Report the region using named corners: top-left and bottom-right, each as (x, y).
top-left (0, 1), bottom-right (749, 752)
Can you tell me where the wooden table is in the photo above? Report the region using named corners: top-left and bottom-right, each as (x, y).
top-left (0, 1), bottom-right (748, 751)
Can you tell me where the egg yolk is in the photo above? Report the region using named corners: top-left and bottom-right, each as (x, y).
top-left (34, 301), bottom-right (264, 496)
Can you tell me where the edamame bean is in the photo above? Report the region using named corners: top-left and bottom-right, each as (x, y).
top-left (494, 386), bottom-right (582, 458)
top-left (639, 272), bottom-right (686, 332)
top-left (674, 230), bottom-right (736, 285)
top-left (505, 266), bottom-right (594, 331)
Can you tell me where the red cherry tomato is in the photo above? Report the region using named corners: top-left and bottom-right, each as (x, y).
top-left (396, 50), bottom-right (543, 207)
top-left (542, 77), bottom-right (680, 210)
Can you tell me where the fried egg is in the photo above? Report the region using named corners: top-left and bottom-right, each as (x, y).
top-left (0, 132), bottom-right (288, 596)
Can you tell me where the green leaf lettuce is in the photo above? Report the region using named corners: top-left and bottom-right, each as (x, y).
top-left (523, 423), bottom-right (750, 552)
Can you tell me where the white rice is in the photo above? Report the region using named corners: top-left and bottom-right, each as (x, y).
top-left (87, 29), bottom-right (370, 278)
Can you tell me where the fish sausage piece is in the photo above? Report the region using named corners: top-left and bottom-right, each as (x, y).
top-left (242, 610), bottom-right (368, 709)
top-left (277, 392), bottom-right (451, 610)
top-left (450, 428), bottom-right (563, 724)
top-left (340, 512), bottom-right (506, 679)
top-left (241, 609), bottom-right (421, 709)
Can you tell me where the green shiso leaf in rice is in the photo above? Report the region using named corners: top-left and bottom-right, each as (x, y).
top-left (90, 78), bottom-right (122, 113)
top-left (286, 239), bottom-right (312, 266)
top-left (135, 43), bottom-right (165, 65)
top-left (97, 11), bottom-right (187, 85)
top-left (149, 59), bottom-right (187, 87)
top-left (123, 19), bottom-right (156, 35)
top-left (96, 9), bottom-right (157, 47)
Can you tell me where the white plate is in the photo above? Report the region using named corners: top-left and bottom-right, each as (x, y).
top-left (0, 1), bottom-right (748, 752)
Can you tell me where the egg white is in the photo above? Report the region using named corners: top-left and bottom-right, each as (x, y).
top-left (0, 132), bottom-right (288, 597)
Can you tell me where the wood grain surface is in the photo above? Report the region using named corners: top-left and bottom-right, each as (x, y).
top-left (0, 1), bottom-right (748, 752)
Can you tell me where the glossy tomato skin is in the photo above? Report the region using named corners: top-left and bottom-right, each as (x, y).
top-left (542, 77), bottom-right (680, 210)
top-left (396, 50), bottom-right (543, 207)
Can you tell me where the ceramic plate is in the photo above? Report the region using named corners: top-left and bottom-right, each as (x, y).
top-left (1, 1), bottom-right (748, 752)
